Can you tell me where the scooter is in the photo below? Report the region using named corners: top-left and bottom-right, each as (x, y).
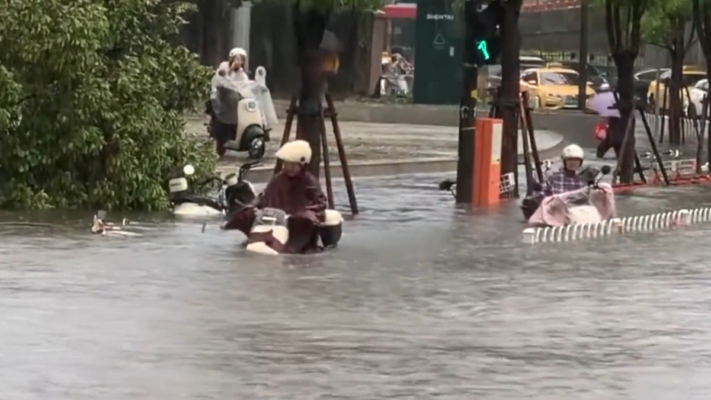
top-left (520, 164), bottom-right (609, 221)
top-left (246, 207), bottom-right (344, 256)
top-left (168, 161), bottom-right (259, 216)
top-left (206, 73), bottom-right (271, 159)
top-left (526, 165), bottom-right (616, 227)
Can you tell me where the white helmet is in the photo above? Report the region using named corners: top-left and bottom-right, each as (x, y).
top-left (229, 47), bottom-right (247, 59)
top-left (275, 140), bottom-right (312, 164)
top-left (561, 144), bottom-right (584, 161)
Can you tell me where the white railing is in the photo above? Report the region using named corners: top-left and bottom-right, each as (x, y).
top-left (520, 207), bottom-right (711, 244)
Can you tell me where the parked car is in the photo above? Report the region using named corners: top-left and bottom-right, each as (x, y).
top-left (685, 78), bottom-right (708, 117)
top-left (647, 66), bottom-right (706, 112)
top-left (520, 67), bottom-right (595, 110)
top-left (633, 68), bottom-right (668, 109)
top-left (486, 56), bottom-right (546, 79)
top-left (551, 61), bottom-right (610, 93)
top-left (520, 56), bottom-right (546, 71)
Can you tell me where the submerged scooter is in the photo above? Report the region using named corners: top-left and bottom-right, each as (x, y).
top-left (521, 165), bottom-right (610, 221)
top-left (526, 165), bottom-right (616, 227)
top-left (206, 70), bottom-right (272, 159)
top-left (168, 161), bottom-right (259, 216)
top-left (245, 208), bottom-right (344, 256)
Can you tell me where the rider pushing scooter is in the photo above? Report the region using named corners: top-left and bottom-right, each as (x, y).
top-left (524, 145), bottom-right (616, 226)
top-left (522, 144), bottom-right (602, 220)
top-left (536, 144), bottom-right (590, 197)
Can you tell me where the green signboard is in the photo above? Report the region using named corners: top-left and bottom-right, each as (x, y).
top-left (413, 0), bottom-right (463, 105)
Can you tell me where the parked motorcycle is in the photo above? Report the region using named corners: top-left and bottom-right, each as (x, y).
top-left (526, 165), bottom-right (616, 227)
top-left (245, 208), bottom-right (344, 256)
top-left (206, 71), bottom-right (271, 159)
top-left (168, 161), bottom-right (259, 216)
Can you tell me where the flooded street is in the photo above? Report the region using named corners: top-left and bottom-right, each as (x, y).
top-left (3, 174), bottom-right (711, 399)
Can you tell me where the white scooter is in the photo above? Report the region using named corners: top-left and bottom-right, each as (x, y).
top-left (245, 208), bottom-right (344, 256)
top-left (207, 67), bottom-right (276, 159)
top-left (168, 162), bottom-right (258, 217)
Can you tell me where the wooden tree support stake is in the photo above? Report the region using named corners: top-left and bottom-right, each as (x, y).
top-left (490, 90), bottom-right (544, 194)
top-left (273, 94), bottom-right (359, 215)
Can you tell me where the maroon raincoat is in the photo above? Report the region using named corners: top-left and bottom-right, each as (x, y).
top-left (223, 169), bottom-right (327, 253)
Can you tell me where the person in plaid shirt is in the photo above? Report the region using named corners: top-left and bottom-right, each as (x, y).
top-left (539, 144), bottom-right (588, 197)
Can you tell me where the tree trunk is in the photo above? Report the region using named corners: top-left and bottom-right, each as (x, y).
top-left (692, 0), bottom-right (711, 164)
top-left (706, 63), bottom-right (711, 165)
top-left (200, 0), bottom-right (225, 67)
top-left (499, 1), bottom-right (522, 188)
top-left (668, 18), bottom-right (686, 145)
top-left (293, 9), bottom-right (328, 177)
top-left (614, 53), bottom-right (636, 183)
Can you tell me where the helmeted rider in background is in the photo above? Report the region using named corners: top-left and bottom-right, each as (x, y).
top-left (218, 47), bottom-right (249, 80)
top-left (537, 144), bottom-right (589, 197)
top-left (222, 140), bottom-right (327, 253)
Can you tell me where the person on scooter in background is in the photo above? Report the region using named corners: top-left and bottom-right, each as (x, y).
top-left (538, 144), bottom-right (590, 197)
top-left (221, 140), bottom-right (327, 253)
top-left (218, 47), bottom-right (249, 80)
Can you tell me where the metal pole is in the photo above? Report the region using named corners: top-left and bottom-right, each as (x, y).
top-left (455, 64), bottom-right (478, 203)
top-left (577, 0), bottom-right (589, 110)
top-left (455, 0), bottom-right (478, 204)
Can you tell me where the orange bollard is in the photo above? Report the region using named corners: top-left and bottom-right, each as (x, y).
top-left (472, 118), bottom-right (503, 207)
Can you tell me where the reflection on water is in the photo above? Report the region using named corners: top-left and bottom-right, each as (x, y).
top-left (2, 175), bottom-right (711, 399)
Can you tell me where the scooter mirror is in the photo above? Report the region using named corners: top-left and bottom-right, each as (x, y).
top-left (600, 165), bottom-right (612, 175)
top-left (183, 164), bottom-right (195, 176)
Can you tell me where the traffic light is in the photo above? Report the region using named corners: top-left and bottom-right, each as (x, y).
top-left (464, 0), bottom-right (504, 66)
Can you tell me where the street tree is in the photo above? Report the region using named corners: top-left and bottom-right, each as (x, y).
top-left (287, 0), bottom-right (383, 177)
top-left (496, 0), bottom-right (524, 186)
top-left (603, 0), bottom-right (649, 183)
top-left (0, 0), bottom-right (217, 210)
top-left (642, 0), bottom-right (695, 145)
top-left (691, 0), bottom-right (711, 161)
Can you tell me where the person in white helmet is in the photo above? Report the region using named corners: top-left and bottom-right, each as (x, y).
top-left (222, 140), bottom-right (327, 253)
top-left (538, 144), bottom-right (590, 197)
top-left (218, 47), bottom-right (248, 79)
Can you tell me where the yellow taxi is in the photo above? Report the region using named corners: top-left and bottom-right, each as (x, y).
top-left (647, 66), bottom-right (706, 111)
top-left (520, 66), bottom-right (596, 110)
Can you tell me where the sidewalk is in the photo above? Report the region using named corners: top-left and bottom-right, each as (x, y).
top-left (185, 117), bottom-right (567, 183)
top-left (271, 98), bottom-right (601, 139)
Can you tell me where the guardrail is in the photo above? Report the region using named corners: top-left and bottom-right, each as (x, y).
top-left (521, 207), bottom-right (711, 244)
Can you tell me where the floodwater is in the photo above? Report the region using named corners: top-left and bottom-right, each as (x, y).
top-left (3, 174), bottom-right (711, 399)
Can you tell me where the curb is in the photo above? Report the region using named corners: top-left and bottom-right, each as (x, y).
top-left (215, 137), bottom-right (565, 184)
top-left (217, 157), bottom-right (457, 184)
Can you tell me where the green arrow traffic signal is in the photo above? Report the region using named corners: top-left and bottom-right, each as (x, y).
top-left (477, 40), bottom-right (490, 60)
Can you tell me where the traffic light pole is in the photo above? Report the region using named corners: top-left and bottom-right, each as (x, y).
top-left (577, 0), bottom-right (589, 109)
top-left (455, 63), bottom-right (478, 204)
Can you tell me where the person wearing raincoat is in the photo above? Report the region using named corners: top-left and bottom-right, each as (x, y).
top-left (538, 144), bottom-right (590, 197)
top-left (218, 47), bottom-right (249, 81)
top-left (222, 140), bottom-right (327, 253)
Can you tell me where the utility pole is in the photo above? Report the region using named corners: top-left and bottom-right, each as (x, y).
top-left (578, 0), bottom-right (589, 109)
top-left (456, 64), bottom-right (478, 204)
top-left (456, 0), bottom-right (502, 204)
top-left (456, 0), bottom-right (478, 203)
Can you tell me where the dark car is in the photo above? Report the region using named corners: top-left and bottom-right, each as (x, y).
top-left (555, 61), bottom-right (610, 93)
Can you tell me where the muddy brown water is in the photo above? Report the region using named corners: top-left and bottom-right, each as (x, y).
top-left (3, 174), bottom-right (711, 399)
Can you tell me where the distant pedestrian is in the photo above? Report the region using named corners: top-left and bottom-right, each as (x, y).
top-left (597, 116), bottom-right (633, 159)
